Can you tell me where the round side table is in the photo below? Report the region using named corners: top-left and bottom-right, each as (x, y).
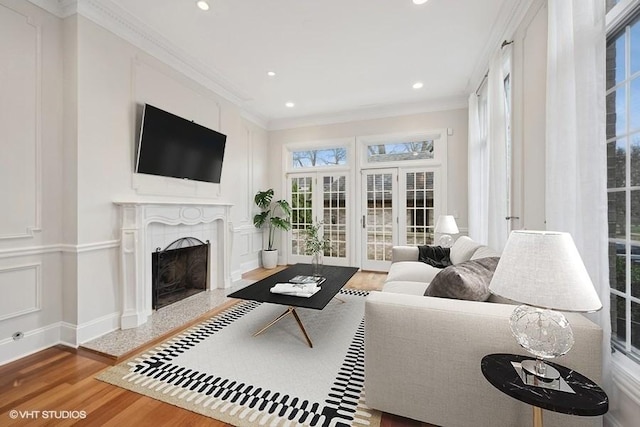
top-left (481, 353), bottom-right (608, 427)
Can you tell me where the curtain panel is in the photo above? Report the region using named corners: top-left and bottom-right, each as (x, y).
top-left (545, 0), bottom-right (611, 387)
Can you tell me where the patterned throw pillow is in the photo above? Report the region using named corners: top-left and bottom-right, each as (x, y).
top-left (425, 257), bottom-right (500, 301)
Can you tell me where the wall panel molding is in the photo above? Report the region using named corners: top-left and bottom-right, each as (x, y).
top-left (0, 263), bottom-right (41, 321)
top-left (0, 4), bottom-right (43, 239)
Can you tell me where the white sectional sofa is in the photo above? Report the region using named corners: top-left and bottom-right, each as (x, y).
top-left (364, 236), bottom-right (604, 427)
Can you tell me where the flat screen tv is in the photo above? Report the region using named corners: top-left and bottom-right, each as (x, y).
top-left (135, 104), bottom-right (226, 184)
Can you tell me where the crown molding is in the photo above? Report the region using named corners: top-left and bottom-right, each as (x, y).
top-left (267, 96), bottom-right (468, 131)
top-left (27, 0), bottom-right (77, 17)
top-left (29, 0), bottom-right (267, 121)
top-left (466, 0), bottom-right (536, 94)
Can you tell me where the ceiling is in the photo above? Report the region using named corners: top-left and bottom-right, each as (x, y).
top-left (99, 0), bottom-right (524, 128)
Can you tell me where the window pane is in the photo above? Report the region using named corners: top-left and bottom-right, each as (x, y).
top-left (632, 17), bottom-right (640, 75)
top-left (609, 191), bottom-right (626, 238)
top-left (292, 148), bottom-right (347, 168)
top-left (607, 88), bottom-right (627, 139)
top-left (607, 32), bottom-right (625, 89)
top-left (633, 243), bottom-right (640, 299)
top-left (607, 139), bottom-right (626, 188)
top-left (631, 78), bottom-right (640, 131)
top-left (632, 134), bottom-right (640, 186)
top-left (367, 141), bottom-right (434, 163)
top-left (633, 301), bottom-right (640, 357)
top-left (611, 242), bottom-right (626, 293)
top-left (611, 294), bottom-right (627, 346)
top-left (632, 190), bottom-right (640, 240)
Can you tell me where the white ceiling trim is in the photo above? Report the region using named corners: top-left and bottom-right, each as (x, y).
top-left (27, 0), bottom-right (77, 18)
top-left (466, 0), bottom-right (535, 94)
top-left (267, 96), bottom-right (468, 131)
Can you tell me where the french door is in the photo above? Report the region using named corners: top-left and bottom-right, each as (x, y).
top-left (361, 168), bottom-right (441, 271)
top-left (288, 172), bottom-right (350, 266)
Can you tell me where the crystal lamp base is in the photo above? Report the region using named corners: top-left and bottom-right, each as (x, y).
top-left (438, 234), bottom-right (453, 248)
top-left (509, 304), bottom-right (575, 380)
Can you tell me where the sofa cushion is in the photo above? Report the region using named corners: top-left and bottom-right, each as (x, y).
top-left (470, 245), bottom-right (501, 260)
top-left (449, 236), bottom-right (483, 265)
top-left (418, 245), bottom-right (452, 268)
top-left (382, 280), bottom-right (430, 296)
top-left (425, 257), bottom-right (500, 301)
top-left (386, 261), bottom-right (441, 284)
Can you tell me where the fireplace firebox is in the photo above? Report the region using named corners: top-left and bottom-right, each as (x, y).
top-left (152, 237), bottom-right (209, 310)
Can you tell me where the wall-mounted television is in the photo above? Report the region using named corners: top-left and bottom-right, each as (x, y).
top-left (135, 104), bottom-right (226, 184)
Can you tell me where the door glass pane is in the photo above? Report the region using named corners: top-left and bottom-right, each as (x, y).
top-left (322, 175), bottom-right (346, 259)
top-left (405, 171), bottom-right (434, 245)
top-left (290, 177), bottom-right (313, 256)
top-left (631, 77), bottom-right (640, 131)
top-left (366, 173), bottom-right (393, 262)
top-left (607, 139), bottom-right (626, 188)
top-left (632, 243), bottom-right (640, 299)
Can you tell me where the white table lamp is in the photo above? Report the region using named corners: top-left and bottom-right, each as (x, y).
top-left (489, 230), bottom-right (602, 380)
top-left (434, 215), bottom-right (459, 248)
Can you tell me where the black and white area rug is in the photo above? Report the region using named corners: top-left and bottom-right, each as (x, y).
top-left (97, 289), bottom-right (380, 427)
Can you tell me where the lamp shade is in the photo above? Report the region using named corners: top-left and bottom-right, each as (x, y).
top-left (489, 230), bottom-right (602, 312)
top-left (434, 215), bottom-right (459, 234)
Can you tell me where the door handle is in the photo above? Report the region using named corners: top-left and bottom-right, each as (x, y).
top-left (505, 216), bottom-right (520, 220)
top-left (362, 215), bottom-right (366, 229)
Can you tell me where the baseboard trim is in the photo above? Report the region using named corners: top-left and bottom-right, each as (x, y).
top-left (0, 323), bottom-right (61, 366)
top-left (77, 312), bottom-right (120, 344)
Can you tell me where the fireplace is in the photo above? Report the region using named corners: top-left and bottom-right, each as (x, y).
top-left (152, 237), bottom-right (209, 310)
top-left (115, 200), bottom-right (231, 329)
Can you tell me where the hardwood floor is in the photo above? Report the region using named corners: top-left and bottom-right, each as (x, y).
top-left (0, 268), bottom-right (430, 427)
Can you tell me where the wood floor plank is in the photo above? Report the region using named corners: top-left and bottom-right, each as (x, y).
top-left (0, 269), bottom-right (431, 427)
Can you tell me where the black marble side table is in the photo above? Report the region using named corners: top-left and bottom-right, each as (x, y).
top-left (481, 353), bottom-right (608, 427)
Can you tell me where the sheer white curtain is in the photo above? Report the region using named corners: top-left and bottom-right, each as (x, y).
top-left (468, 51), bottom-right (509, 250)
top-left (546, 0), bottom-right (611, 384)
top-left (468, 90), bottom-right (488, 243)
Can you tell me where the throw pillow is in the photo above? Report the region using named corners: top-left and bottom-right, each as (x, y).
top-left (418, 245), bottom-right (452, 268)
top-left (425, 257), bottom-right (500, 301)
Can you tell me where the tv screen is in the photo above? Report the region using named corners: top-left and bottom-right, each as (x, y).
top-left (135, 104), bottom-right (226, 184)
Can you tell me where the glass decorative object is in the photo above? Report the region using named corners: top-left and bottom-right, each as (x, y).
top-left (311, 252), bottom-right (323, 277)
top-left (509, 304), bottom-right (575, 380)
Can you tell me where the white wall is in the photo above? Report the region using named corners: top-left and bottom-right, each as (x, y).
top-left (0, 2), bottom-right (268, 363)
top-left (0, 0), bottom-right (65, 362)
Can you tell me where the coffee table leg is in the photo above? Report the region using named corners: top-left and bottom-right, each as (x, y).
top-left (332, 296), bottom-right (345, 304)
top-left (290, 308), bottom-right (313, 348)
top-left (253, 306), bottom-right (314, 348)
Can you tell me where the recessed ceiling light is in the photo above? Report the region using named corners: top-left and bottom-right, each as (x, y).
top-left (413, 0), bottom-right (429, 4)
top-left (267, 71), bottom-right (276, 77)
top-left (285, 102), bottom-right (295, 108)
top-left (412, 82), bottom-right (424, 89)
top-left (196, 1), bottom-right (210, 11)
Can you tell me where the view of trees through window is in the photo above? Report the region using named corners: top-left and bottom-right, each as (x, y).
top-left (606, 11), bottom-right (640, 362)
top-left (366, 141), bottom-right (434, 163)
top-left (292, 148), bottom-right (347, 168)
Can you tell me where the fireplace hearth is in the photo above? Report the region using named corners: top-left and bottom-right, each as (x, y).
top-left (152, 237), bottom-right (209, 310)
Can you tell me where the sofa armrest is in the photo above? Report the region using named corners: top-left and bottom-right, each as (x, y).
top-left (391, 246), bottom-right (419, 263)
top-left (364, 291), bottom-right (603, 427)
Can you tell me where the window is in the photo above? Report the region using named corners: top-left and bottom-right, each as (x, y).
top-left (606, 10), bottom-right (640, 363)
top-left (366, 140), bottom-right (434, 163)
top-left (292, 147), bottom-right (347, 168)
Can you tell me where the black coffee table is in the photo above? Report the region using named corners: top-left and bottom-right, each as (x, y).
top-left (227, 264), bottom-right (359, 347)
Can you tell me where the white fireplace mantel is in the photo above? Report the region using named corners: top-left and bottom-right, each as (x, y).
top-left (114, 199), bottom-right (232, 329)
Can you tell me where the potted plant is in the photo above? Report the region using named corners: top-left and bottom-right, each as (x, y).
top-left (253, 189), bottom-right (292, 269)
top-left (304, 221), bottom-right (331, 276)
